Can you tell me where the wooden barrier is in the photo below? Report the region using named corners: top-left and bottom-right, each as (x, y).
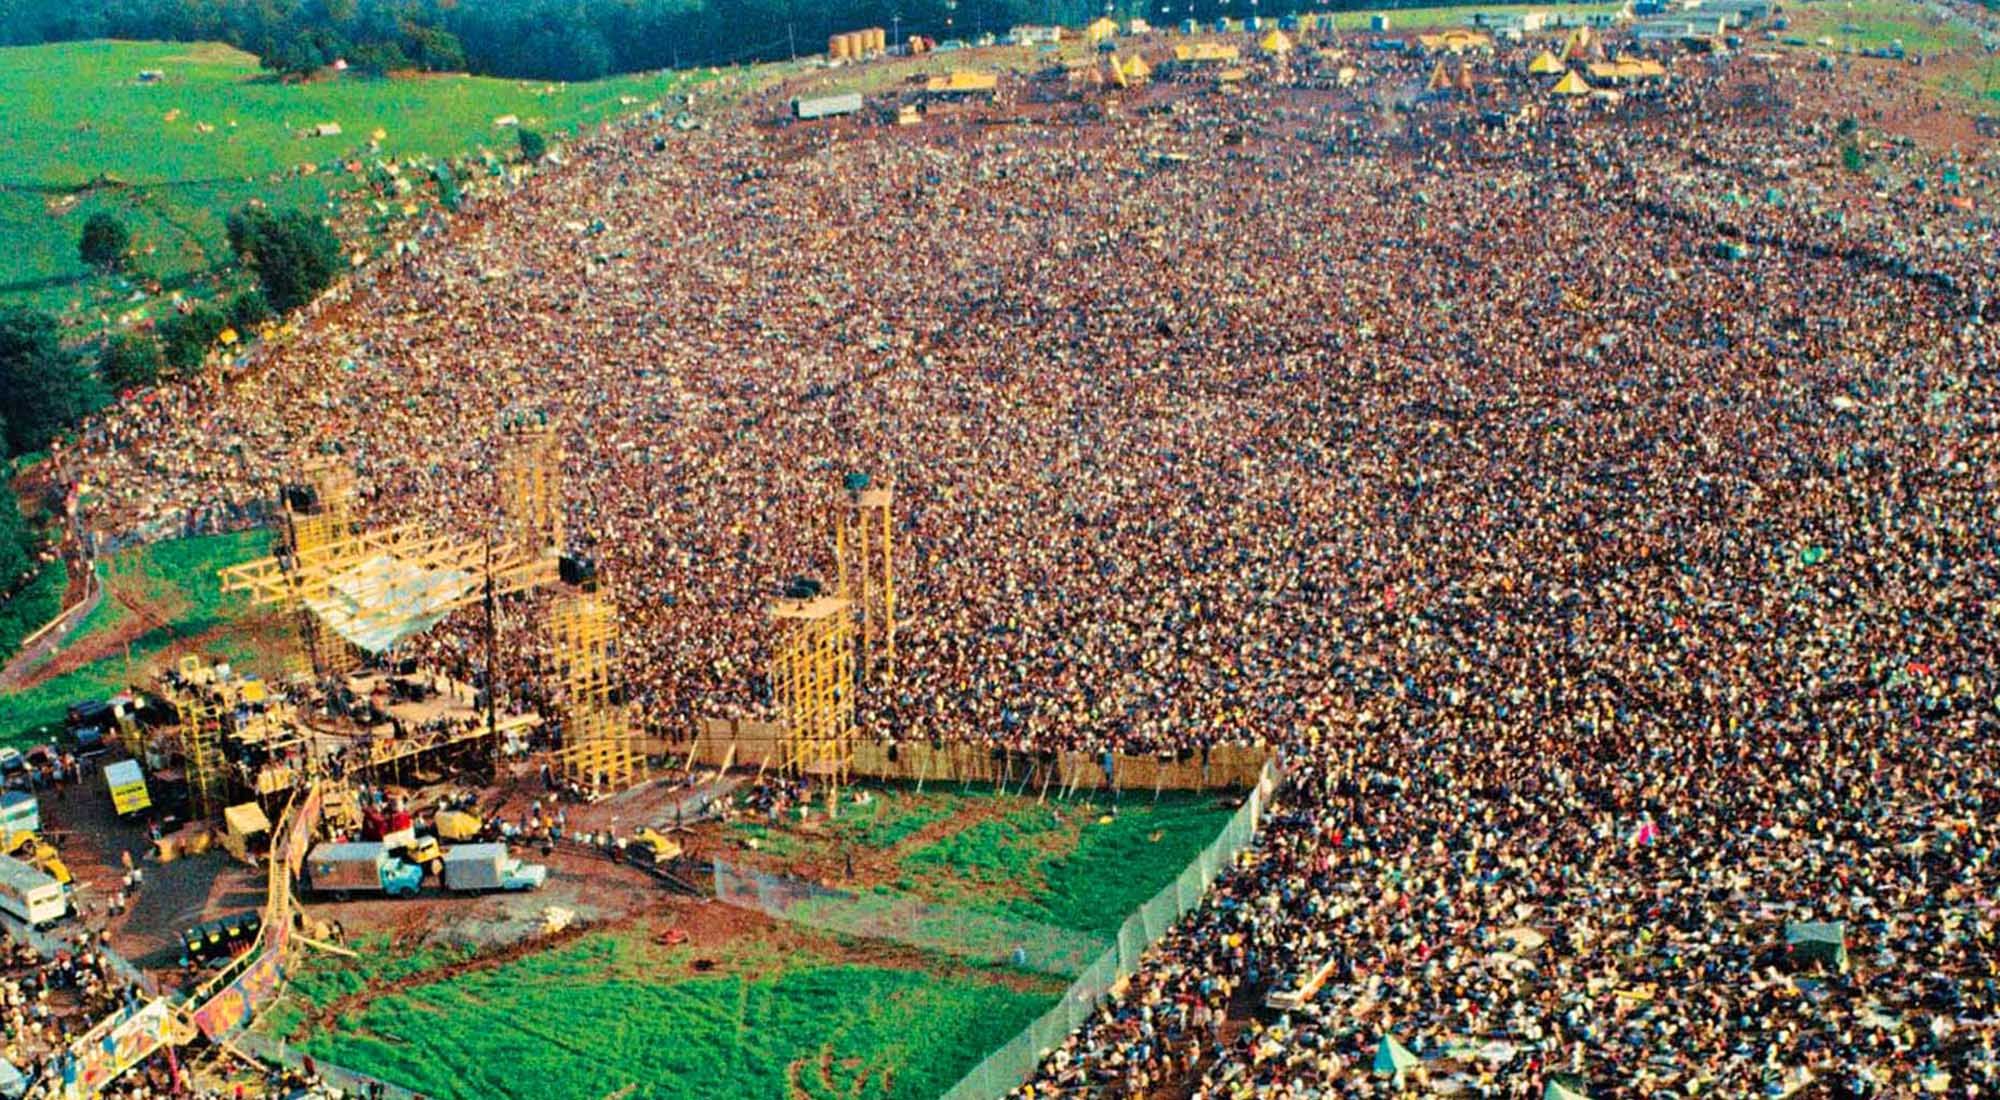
top-left (670, 718), bottom-right (1268, 792)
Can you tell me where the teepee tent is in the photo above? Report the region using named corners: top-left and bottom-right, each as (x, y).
top-left (1527, 50), bottom-right (1565, 75)
top-left (1260, 28), bottom-right (1295, 54)
top-left (1551, 70), bottom-right (1592, 96)
top-left (1373, 1035), bottom-right (1421, 1079)
top-left (1456, 62), bottom-right (1474, 92)
top-left (1428, 60), bottom-right (1452, 90)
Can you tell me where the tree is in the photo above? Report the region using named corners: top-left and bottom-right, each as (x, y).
top-left (225, 206), bottom-right (344, 313)
top-left (0, 479), bottom-right (35, 596)
top-left (517, 128), bottom-right (547, 163)
top-left (79, 212), bottom-right (130, 272)
top-left (157, 306), bottom-right (229, 372)
top-left (0, 307), bottom-right (106, 457)
top-left (100, 331), bottom-right (165, 391)
top-left (227, 289), bottom-right (272, 331)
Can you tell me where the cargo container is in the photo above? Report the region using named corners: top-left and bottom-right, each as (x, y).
top-left (792, 92), bottom-right (864, 120)
top-left (305, 842), bottom-right (425, 899)
top-left (441, 844), bottom-right (548, 892)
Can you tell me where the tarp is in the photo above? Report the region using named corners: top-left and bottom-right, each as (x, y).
top-left (1786, 921), bottom-right (1849, 971)
top-left (436, 810), bottom-right (482, 841)
top-left (1259, 29), bottom-right (1294, 53)
top-left (1552, 70), bottom-right (1593, 96)
top-left (1374, 1035), bottom-right (1420, 1077)
top-left (1528, 50), bottom-right (1565, 74)
top-left (0, 1056), bottom-right (22, 1100)
top-left (1086, 17), bottom-right (1119, 41)
top-left (1546, 1073), bottom-right (1591, 1100)
top-left (302, 553), bottom-right (477, 654)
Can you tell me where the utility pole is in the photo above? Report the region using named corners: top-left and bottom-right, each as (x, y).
top-left (893, 13), bottom-right (902, 50)
top-left (788, 22), bottom-right (797, 61)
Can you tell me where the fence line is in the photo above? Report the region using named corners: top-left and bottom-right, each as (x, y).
top-left (938, 757), bottom-right (1282, 1100)
top-left (676, 719), bottom-right (1270, 792)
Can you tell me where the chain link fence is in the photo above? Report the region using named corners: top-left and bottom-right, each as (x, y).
top-left (713, 860), bottom-right (1110, 977)
top-left (938, 758), bottom-right (1282, 1100)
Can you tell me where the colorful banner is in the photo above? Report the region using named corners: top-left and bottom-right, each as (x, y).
top-left (189, 944), bottom-right (285, 1042)
top-left (284, 784), bottom-right (324, 874)
top-left (64, 998), bottom-right (179, 1098)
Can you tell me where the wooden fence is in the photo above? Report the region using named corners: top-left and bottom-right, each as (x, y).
top-left (668, 718), bottom-right (1270, 792)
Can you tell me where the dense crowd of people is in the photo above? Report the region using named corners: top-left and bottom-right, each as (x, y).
top-left (45, 10), bottom-right (2000, 1098)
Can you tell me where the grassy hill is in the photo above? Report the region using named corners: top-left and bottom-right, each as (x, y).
top-left (0, 41), bottom-right (712, 321)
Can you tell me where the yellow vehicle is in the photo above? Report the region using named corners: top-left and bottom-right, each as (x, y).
top-left (389, 836), bottom-right (445, 876)
top-left (625, 827), bottom-right (682, 867)
top-left (3, 832), bottom-right (72, 887)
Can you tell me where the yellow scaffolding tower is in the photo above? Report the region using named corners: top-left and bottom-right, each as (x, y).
top-left (163, 656), bottom-right (229, 819)
top-left (835, 481), bottom-right (897, 684)
top-left (497, 415), bottom-right (564, 556)
top-left (284, 460), bottom-right (361, 678)
top-left (771, 595), bottom-right (857, 783)
top-left (549, 587), bottom-right (643, 792)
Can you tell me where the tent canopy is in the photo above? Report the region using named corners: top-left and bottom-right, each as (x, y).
top-left (1374, 1035), bottom-right (1420, 1076)
top-left (302, 553), bottom-right (477, 655)
top-left (1260, 29), bottom-right (1294, 53)
top-left (223, 802), bottom-right (271, 838)
top-left (1552, 70), bottom-right (1593, 96)
top-left (1528, 50), bottom-right (1565, 74)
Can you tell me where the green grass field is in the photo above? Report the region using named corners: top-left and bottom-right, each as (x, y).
top-left (731, 783), bottom-right (1237, 939)
top-left (271, 929), bottom-right (1059, 1100)
top-left (0, 559), bottom-right (66, 662)
top-left (1785, 0), bottom-right (1985, 54)
top-left (0, 41), bottom-right (713, 319)
top-left (0, 528), bottom-right (279, 749)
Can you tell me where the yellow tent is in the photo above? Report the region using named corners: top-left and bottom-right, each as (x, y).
top-left (1427, 60), bottom-right (1452, 90)
top-left (1456, 62), bottom-right (1474, 92)
top-left (1259, 29), bottom-right (1294, 54)
top-left (1087, 16), bottom-right (1120, 42)
top-left (1551, 70), bottom-right (1592, 96)
top-left (1527, 50), bottom-right (1564, 75)
top-left (1121, 54), bottom-right (1153, 82)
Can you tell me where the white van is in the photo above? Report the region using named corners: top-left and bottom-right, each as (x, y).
top-left (0, 854), bottom-right (66, 927)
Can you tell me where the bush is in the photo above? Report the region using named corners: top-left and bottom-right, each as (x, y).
top-left (517, 128), bottom-right (547, 163)
top-left (99, 332), bottom-right (165, 390)
top-left (158, 306), bottom-right (229, 372)
top-left (227, 290), bottom-right (272, 331)
top-left (79, 212), bottom-right (130, 272)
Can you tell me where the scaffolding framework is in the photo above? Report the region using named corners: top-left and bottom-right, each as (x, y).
top-left (549, 588), bottom-right (643, 791)
top-left (771, 596), bottom-right (857, 781)
top-left (835, 484), bottom-right (897, 684)
top-left (161, 656), bottom-right (229, 819)
top-left (285, 460), bottom-right (362, 678)
top-left (497, 418), bottom-right (564, 557)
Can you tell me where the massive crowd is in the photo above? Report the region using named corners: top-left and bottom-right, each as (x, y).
top-left (47, 13), bottom-right (2000, 1099)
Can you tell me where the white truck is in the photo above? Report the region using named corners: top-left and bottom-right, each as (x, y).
top-left (791, 92), bottom-right (863, 120)
top-left (306, 842), bottom-right (426, 900)
top-left (440, 844), bottom-right (547, 892)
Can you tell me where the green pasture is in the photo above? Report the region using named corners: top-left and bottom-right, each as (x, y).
top-left (0, 528), bottom-right (277, 749)
top-left (0, 41), bottom-right (710, 316)
top-left (1785, 0), bottom-right (1984, 54)
top-left (0, 559), bottom-right (66, 663)
top-left (734, 782), bottom-right (1237, 938)
top-left (273, 929), bottom-right (1058, 1100)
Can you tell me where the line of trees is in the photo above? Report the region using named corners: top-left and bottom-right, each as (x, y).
top-left (0, 0), bottom-right (1219, 81)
